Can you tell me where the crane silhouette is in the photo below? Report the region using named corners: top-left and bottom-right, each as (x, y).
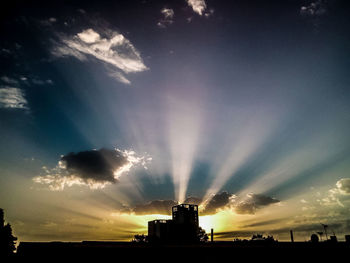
top-left (321, 224), bottom-right (328, 241)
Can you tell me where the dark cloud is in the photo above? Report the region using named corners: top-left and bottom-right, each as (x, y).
top-left (61, 148), bottom-right (127, 183)
top-left (234, 194), bottom-right (280, 215)
top-left (201, 191), bottom-right (234, 215)
top-left (234, 202), bottom-right (257, 215)
top-left (184, 196), bottom-right (202, 205)
top-left (133, 200), bottom-right (178, 215)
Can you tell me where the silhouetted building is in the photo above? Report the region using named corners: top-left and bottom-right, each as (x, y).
top-left (148, 204), bottom-right (199, 243)
top-left (148, 220), bottom-right (173, 243)
top-left (329, 235), bottom-right (338, 243)
top-left (172, 204), bottom-right (198, 227)
top-left (345, 235), bottom-right (350, 243)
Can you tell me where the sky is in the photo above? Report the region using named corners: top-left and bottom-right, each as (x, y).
top-left (1, 0), bottom-right (350, 242)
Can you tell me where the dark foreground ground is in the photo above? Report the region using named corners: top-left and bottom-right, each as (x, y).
top-left (10, 241), bottom-right (350, 262)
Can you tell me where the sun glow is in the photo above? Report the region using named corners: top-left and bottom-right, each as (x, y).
top-left (198, 211), bottom-right (233, 234)
top-left (199, 215), bottom-right (215, 233)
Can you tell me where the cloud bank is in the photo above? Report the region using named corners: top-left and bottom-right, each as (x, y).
top-left (52, 28), bottom-right (148, 84)
top-left (33, 148), bottom-right (151, 190)
top-left (115, 192), bottom-right (280, 216)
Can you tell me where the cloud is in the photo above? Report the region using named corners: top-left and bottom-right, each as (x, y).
top-left (118, 197), bottom-right (200, 216)
top-left (1, 76), bottom-right (19, 85)
top-left (184, 196), bottom-right (202, 205)
top-left (300, 0), bottom-right (332, 29)
top-left (52, 28), bottom-right (148, 84)
top-left (201, 191), bottom-right (235, 215)
top-left (33, 148), bottom-right (151, 190)
top-left (234, 194), bottom-right (280, 215)
top-left (336, 178), bottom-right (350, 195)
top-left (0, 86), bottom-right (28, 109)
top-left (31, 78), bottom-right (54, 86)
top-left (199, 192), bottom-right (280, 215)
top-left (157, 8), bottom-right (175, 28)
top-left (186, 0), bottom-right (207, 16)
top-left (2, 75), bottom-right (53, 87)
top-left (61, 148), bottom-right (127, 183)
top-left (40, 17), bottom-right (57, 27)
top-left (115, 192), bottom-right (280, 216)
top-left (133, 200), bottom-right (178, 215)
top-left (319, 178), bottom-right (350, 207)
top-left (300, 0), bottom-right (328, 17)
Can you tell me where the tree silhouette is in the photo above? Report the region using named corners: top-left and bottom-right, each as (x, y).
top-left (198, 227), bottom-right (208, 242)
top-left (132, 234), bottom-right (148, 243)
top-left (0, 209), bottom-right (17, 256)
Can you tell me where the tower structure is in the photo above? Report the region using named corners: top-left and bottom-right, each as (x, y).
top-left (147, 204), bottom-right (200, 243)
top-left (171, 204), bottom-right (199, 243)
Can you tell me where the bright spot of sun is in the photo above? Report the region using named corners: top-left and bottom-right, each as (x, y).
top-left (199, 215), bottom-right (215, 233)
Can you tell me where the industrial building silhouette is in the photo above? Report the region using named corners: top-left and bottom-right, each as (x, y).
top-left (148, 204), bottom-right (199, 243)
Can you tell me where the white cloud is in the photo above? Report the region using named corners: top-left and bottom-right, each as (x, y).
top-left (186, 0), bottom-right (207, 16)
top-left (52, 28), bottom-right (148, 84)
top-left (336, 178), bottom-right (350, 195)
top-left (77, 28), bottom-right (100, 43)
top-left (108, 71), bottom-right (131, 85)
top-left (161, 8), bottom-right (174, 20)
top-left (0, 87), bottom-right (28, 109)
top-left (319, 178), bottom-right (350, 207)
top-left (158, 8), bottom-right (175, 28)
